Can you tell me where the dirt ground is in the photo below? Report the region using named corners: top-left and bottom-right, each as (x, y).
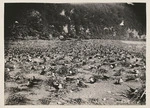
top-left (4, 39), bottom-right (146, 105)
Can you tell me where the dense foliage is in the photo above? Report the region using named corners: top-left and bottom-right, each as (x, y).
top-left (5, 3), bottom-right (146, 40)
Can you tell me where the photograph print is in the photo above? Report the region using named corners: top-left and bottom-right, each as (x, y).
top-left (4, 2), bottom-right (146, 105)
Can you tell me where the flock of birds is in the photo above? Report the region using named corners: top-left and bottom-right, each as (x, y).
top-left (5, 40), bottom-right (146, 99)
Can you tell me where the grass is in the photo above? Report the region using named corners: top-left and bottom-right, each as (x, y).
top-left (5, 94), bottom-right (30, 105)
top-left (67, 98), bottom-right (85, 105)
top-left (39, 98), bottom-right (51, 105)
top-left (122, 85), bottom-right (146, 105)
top-left (88, 98), bottom-right (102, 105)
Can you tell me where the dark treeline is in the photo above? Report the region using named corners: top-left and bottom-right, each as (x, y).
top-left (4, 3), bottom-right (146, 40)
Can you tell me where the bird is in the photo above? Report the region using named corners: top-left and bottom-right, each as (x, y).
top-left (15, 75), bottom-right (21, 81)
top-left (114, 77), bottom-right (124, 85)
top-left (51, 81), bottom-right (63, 92)
top-left (40, 66), bottom-right (46, 75)
top-left (89, 77), bottom-right (96, 84)
top-left (27, 76), bottom-right (39, 87)
top-left (5, 68), bottom-right (10, 72)
top-left (130, 69), bottom-right (140, 74)
top-left (68, 70), bottom-right (76, 76)
top-left (129, 64), bottom-right (134, 68)
top-left (110, 63), bottom-right (117, 69)
top-left (27, 55), bottom-right (32, 62)
top-left (27, 79), bottom-right (34, 87)
top-left (76, 78), bottom-right (88, 88)
top-left (32, 76), bottom-right (37, 82)
top-left (64, 76), bottom-right (75, 82)
top-left (126, 85), bottom-right (137, 92)
top-left (31, 65), bottom-right (36, 70)
top-left (96, 64), bottom-right (102, 69)
top-left (51, 72), bottom-right (56, 77)
top-left (101, 74), bottom-right (110, 80)
top-left (119, 77), bottom-right (124, 83)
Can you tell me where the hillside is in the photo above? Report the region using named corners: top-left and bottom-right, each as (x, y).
top-left (4, 3), bottom-right (146, 40)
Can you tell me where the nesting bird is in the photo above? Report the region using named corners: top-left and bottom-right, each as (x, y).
top-left (110, 63), bottom-right (117, 69)
top-left (40, 66), bottom-right (46, 75)
top-left (31, 65), bottom-right (36, 70)
top-left (133, 69), bottom-right (140, 77)
top-left (64, 76), bottom-right (75, 82)
top-left (89, 77), bottom-right (96, 84)
top-left (76, 78), bottom-right (88, 88)
top-left (5, 63), bottom-right (16, 70)
top-left (101, 74), bottom-right (110, 80)
top-left (5, 68), bottom-right (10, 72)
top-left (27, 76), bottom-right (38, 87)
top-left (129, 64), bottom-right (134, 68)
top-left (68, 70), bottom-right (76, 76)
top-left (27, 79), bottom-right (34, 87)
top-left (51, 81), bottom-right (63, 91)
top-left (15, 75), bottom-right (21, 81)
top-left (114, 77), bottom-right (124, 85)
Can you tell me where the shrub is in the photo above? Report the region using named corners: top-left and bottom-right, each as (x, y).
top-left (5, 94), bottom-right (29, 105)
top-left (122, 85), bottom-right (146, 105)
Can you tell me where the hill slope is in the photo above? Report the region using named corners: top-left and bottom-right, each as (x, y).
top-left (4, 3), bottom-right (146, 40)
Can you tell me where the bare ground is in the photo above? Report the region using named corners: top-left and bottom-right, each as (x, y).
top-left (4, 39), bottom-right (146, 105)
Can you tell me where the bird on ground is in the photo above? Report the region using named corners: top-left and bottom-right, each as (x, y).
top-left (31, 65), bottom-right (36, 70)
top-left (126, 85), bottom-right (137, 92)
top-left (89, 77), bottom-right (96, 84)
top-left (27, 79), bottom-right (34, 87)
top-left (68, 70), bottom-right (76, 76)
top-left (40, 66), bottom-right (46, 75)
top-left (110, 63), bottom-right (117, 69)
top-left (64, 76), bottom-right (75, 82)
top-left (114, 77), bottom-right (124, 85)
top-left (129, 64), bottom-right (134, 68)
top-left (101, 74), bottom-right (110, 80)
top-left (5, 68), bottom-right (10, 72)
top-left (27, 76), bottom-right (39, 87)
top-left (15, 75), bottom-right (21, 81)
top-left (51, 81), bottom-right (63, 92)
top-left (76, 78), bottom-right (88, 88)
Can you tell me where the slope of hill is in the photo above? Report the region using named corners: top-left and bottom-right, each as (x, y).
top-left (4, 3), bottom-right (146, 40)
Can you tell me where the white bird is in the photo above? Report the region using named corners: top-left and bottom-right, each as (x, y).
top-left (119, 77), bottom-right (124, 83)
top-left (15, 21), bottom-right (19, 24)
top-left (5, 68), bottom-right (10, 72)
top-left (40, 66), bottom-right (46, 75)
top-left (59, 35), bottom-right (64, 40)
top-left (114, 77), bottom-right (124, 85)
top-left (120, 20), bottom-right (124, 26)
top-left (89, 77), bottom-right (96, 84)
top-left (60, 9), bottom-right (65, 16)
top-left (52, 81), bottom-right (63, 91)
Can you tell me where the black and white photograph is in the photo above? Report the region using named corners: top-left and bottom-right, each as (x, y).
top-left (4, 2), bottom-right (146, 105)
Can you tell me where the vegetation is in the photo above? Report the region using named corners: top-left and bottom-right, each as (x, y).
top-left (5, 40), bottom-right (146, 105)
top-left (5, 94), bottom-right (29, 105)
top-left (5, 3), bottom-right (146, 40)
top-left (4, 3), bottom-right (146, 105)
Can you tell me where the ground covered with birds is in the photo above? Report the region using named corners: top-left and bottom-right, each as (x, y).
top-left (4, 39), bottom-right (146, 105)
